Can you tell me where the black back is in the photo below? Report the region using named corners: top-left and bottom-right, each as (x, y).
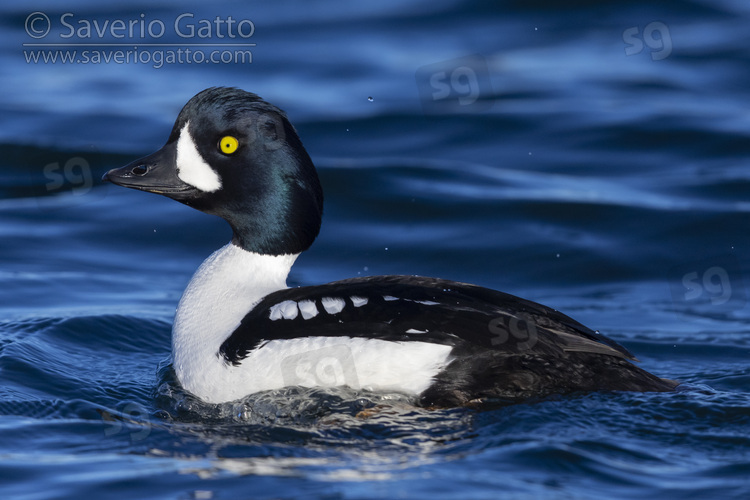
top-left (220, 275), bottom-right (634, 364)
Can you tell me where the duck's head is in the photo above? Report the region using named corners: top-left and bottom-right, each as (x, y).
top-left (103, 87), bottom-right (323, 255)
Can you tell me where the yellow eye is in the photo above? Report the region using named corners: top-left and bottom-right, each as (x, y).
top-left (219, 136), bottom-right (239, 155)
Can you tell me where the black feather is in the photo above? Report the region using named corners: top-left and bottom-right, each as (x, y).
top-left (219, 275), bottom-right (676, 405)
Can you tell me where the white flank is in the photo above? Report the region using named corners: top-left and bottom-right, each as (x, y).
top-left (175, 122), bottom-right (222, 192)
top-left (242, 337), bottom-right (452, 396)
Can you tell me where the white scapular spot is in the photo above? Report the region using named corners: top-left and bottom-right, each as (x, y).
top-left (269, 300), bottom-right (299, 321)
top-left (413, 300), bottom-right (440, 306)
top-left (321, 297), bottom-right (346, 315)
top-left (350, 296), bottom-right (369, 307)
top-left (298, 300), bottom-right (319, 319)
top-left (383, 295), bottom-right (399, 301)
top-left (405, 328), bottom-right (428, 334)
top-left (176, 122), bottom-right (222, 192)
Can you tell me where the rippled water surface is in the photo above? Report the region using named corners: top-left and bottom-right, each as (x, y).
top-left (2, 1), bottom-right (750, 498)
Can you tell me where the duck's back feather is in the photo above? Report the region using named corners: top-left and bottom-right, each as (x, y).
top-left (219, 275), bottom-right (677, 405)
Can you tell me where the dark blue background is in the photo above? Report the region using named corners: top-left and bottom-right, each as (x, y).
top-left (1, 1), bottom-right (749, 498)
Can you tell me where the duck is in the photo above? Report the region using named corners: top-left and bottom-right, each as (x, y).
top-left (103, 87), bottom-right (677, 406)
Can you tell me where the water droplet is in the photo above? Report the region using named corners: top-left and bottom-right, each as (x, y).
top-left (556, 253), bottom-right (560, 258)
top-left (367, 96), bottom-right (373, 102)
top-left (385, 247), bottom-right (388, 251)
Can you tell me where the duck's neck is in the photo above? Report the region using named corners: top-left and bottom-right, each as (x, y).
top-left (172, 243), bottom-right (298, 389)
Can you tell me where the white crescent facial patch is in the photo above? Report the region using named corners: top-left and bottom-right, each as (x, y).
top-left (176, 121), bottom-right (222, 192)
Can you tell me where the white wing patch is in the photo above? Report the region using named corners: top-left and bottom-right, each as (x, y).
top-left (267, 294), bottom-right (442, 323)
top-left (269, 300), bottom-right (299, 321)
top-left (269, 297), bottom-right (350, 320)
top-left (321, 297), bottom-right (346, 315)
top-left (412, 300), bottom-right (440, 306)
top-left (351, 296), bottom-right (369, 307)
top-left (176, 122), bottom-right (222, 192)
top-left (298, 300), bottom-right (319, 320)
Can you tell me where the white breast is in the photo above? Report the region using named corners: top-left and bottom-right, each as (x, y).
top-left (171, 243), bottom-right (298, 402)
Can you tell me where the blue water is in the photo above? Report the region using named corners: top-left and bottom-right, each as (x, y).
top-left (2, 0), bottom-right (750, 498)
